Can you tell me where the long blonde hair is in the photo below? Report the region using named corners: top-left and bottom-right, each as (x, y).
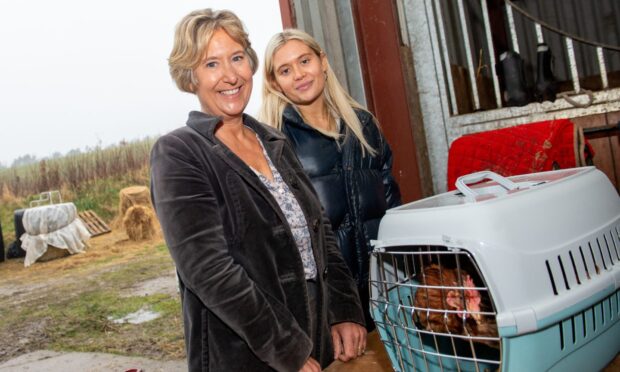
top-left (259, 29), bottom-right (376, 156)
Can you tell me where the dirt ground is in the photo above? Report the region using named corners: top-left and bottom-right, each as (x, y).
top-left (1, 234), bottom-right (170, 295)
top-left (0, 229), bottom-right (183, 366)
top-left (0, 336), bottom-right (389, 372)
top-left (0, 350), bottom-right (186, 371)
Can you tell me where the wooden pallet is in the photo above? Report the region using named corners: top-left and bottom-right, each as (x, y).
top-left (79, 210), bottom-right (111, 237)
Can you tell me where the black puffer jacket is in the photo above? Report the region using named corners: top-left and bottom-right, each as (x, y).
top-left (281, 106), bottom-right (401, 328)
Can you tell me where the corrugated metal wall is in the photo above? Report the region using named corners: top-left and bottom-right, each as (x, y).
top-left (440, 0), bottom-right (620, 92)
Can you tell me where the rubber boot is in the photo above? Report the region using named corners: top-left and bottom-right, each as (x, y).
top-left (497, 51), bottom-right (531, 107)
top-left (534, 43), bottom-right (557, 102)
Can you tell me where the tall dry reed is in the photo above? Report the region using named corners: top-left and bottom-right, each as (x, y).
top-left (0, 137), bottom-right (156, 199)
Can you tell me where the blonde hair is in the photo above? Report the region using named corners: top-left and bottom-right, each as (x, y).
top-left (259, 29), bottom-right (376, 156)
top-left (168, 9), bottom-right (258, 93)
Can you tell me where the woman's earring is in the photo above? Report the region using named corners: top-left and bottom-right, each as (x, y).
top-left (324, 71), bottom-right (327, 81)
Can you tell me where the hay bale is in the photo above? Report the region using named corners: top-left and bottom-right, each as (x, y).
top-left (118, 186), bottom-right (152, 217)
top-left (113, 186), bottom-right (152, 229)
top-left (123, 205), bottom-right (155, 241)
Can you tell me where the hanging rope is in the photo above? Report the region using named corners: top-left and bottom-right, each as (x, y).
top-left (505, 0), bottom-right (620, 52)
top-left (558, 90), bottom-right (595, 108)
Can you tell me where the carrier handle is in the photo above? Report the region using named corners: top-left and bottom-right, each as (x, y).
top-left (456, 171), bottom-right (518, 201)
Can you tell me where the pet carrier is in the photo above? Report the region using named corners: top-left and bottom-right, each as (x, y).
top-left (370, 167), bottom-right (620, 372)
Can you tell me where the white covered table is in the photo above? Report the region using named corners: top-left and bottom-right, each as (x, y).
top-left (20, 202), bottom-right (91, 267)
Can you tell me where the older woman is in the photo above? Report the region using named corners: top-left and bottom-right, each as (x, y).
top-left (259, 30), bottom-right (401, 331)
top-left (150, 9), bottom-right (366, 372)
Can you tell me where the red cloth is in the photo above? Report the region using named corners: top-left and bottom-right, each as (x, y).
top-left (447, 119), bottom-right (594, 190)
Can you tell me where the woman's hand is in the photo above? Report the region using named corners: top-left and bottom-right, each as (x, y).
top-left (299, 357), bottom-right (321, 372)
top-left (331, 322), bottom-right (367, 362)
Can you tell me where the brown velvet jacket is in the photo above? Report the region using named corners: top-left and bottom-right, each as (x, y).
top-left (150, 111), bottom-right (364, 371)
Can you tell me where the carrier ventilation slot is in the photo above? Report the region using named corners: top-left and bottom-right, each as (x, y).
top-left (545, 228), bottom-right (620, 296)
top-left (558, 256), bottom-right (570, 291)
top-left (545, 260), bottom-right (558, 295)
top-left (594, 240), bottom-right (608, 271)
top-left (558, 289), bottom-right (620, 353)
top-left (370, 245), bottom-right (502, 372)
top-left (609, 228), bottom-right (620, 261)
top-left (601, 237), bottom-right (615, 266)
top-left (568, 251), bottom-right (581, 285)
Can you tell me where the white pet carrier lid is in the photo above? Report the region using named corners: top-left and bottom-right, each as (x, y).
top-left (376, 167), bottom-right (619, 251)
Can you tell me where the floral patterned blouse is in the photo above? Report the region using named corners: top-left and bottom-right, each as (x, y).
top-left (251, 134), bottom-right (317, 280)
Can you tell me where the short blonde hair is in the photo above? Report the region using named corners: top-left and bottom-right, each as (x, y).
top-left (169, 9), bottom-right (258, 93)
top-left (259, 29), bottom-right (376, 156)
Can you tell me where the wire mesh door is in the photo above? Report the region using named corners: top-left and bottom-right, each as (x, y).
top-left (370, 245), bottom-right (502, 372)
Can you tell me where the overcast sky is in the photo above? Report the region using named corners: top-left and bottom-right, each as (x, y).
top-left (0, 1), bottom-right (282, 166)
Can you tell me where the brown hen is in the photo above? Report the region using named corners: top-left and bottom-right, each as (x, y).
top-left (414, 264), bottom-right (499, 348)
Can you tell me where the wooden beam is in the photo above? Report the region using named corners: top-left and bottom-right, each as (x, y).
top-left (351, 0), bottom-right (424, 202)
top-left (278, 0), bottom-right (296, 29)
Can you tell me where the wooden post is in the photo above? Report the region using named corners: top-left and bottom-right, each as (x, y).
top-left (278, 0), bottom-right (296, 29)
top-left (351, 0), bottom-right (426, 202)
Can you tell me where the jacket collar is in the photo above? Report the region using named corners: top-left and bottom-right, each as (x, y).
top-left (282, 105), bottom-right (360, 138)
top-left (186, 110), bottom-right (287, 143)
top-left (185, 110), bottom-right (291, 228)
top-left (187, 109), bottom-right (289, 171)
top-left (282, 105), bottom-right (313, 131)
top-left (186, 111), bottom-right (287, 170)
top-left (283, 104), bottom-right (373, 130)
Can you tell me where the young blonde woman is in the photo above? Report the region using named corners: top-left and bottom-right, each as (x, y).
top-left (260, 29), bottom-right (401, 332)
